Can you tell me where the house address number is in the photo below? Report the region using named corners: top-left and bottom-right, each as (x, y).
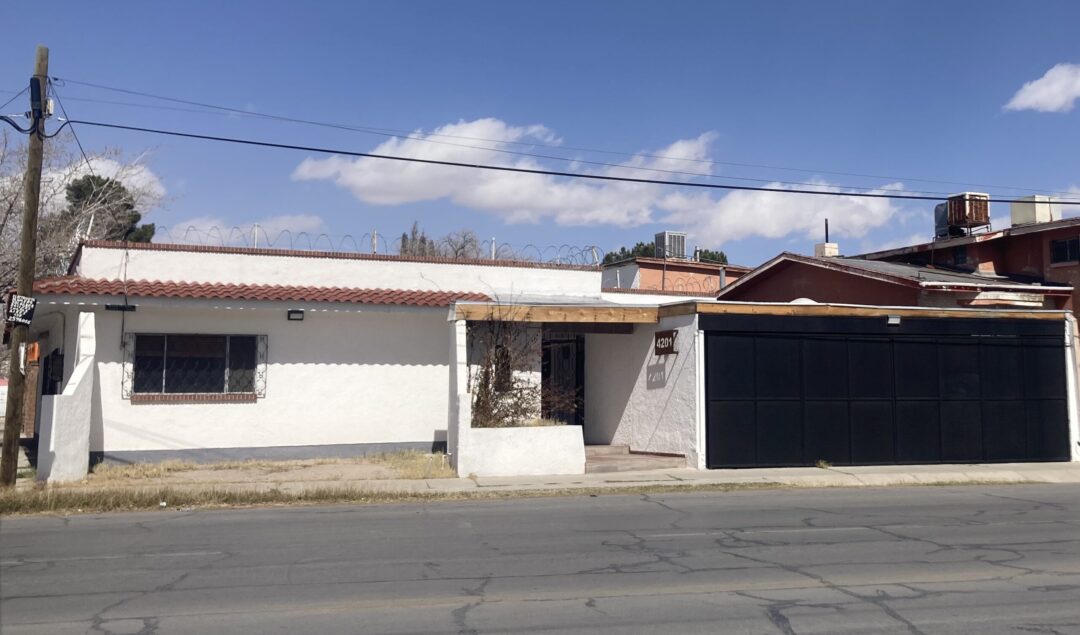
top-left (654, 330), bottom-right (678, 355)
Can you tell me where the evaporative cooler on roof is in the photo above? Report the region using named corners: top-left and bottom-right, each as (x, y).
top-left (654, 231), bottom-right (686, 259)
top-left (935, 192), bottom-right (990, 239)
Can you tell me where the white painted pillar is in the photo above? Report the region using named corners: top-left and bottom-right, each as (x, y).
top-left (693, 324), bottom-right (707, 470)
top-left (37, 311), bottom-right (96, 482)
top-left (447, 318), bottom-right (471, 473)
top-left (1065, 314), bottom-right (1079, 462)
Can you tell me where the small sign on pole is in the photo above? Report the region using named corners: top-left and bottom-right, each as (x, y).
top-left (654, 329), bottom-right (678, 356)
top-left (6, 295), bottom-right (36, 327)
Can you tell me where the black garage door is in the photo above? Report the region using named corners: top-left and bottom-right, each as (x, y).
top-left (704, 314), bottom-right (1071, 468)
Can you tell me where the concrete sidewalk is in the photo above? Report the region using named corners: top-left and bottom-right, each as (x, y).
top-left (428, 461), bottom-right (1080, 493)
top-left (23, 461), bottom-right (1080, 499)
top-left (66, 461), bottom-right (1076, 496)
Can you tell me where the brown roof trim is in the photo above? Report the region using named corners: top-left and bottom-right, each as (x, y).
top-left (601, 287), bottom-right (716, 297)
top-left (857, 216), bottom-right (1080, 260)
top-left (659, 301), bottom-right (1068, 321)
top-left (602, 256), bottom-right (752, 272)
top-left (714, 252), bottom-right (1070, 300)
top-left (33, 277), bottom-right (491, 307)
top-left (79, 240), bottom-right (600, 272)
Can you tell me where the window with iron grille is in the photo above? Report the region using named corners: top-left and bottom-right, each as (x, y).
top-left (133, 334), bottom-right (259, 394)
top-left (1050, 237), bottom-right (1080, 264)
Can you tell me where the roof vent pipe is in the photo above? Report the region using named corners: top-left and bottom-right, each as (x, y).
top-left (814, 218), bottom-right (839, 258)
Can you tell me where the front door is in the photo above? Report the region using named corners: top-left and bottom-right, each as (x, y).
top-left (542, 334), bottom-right (584, 425)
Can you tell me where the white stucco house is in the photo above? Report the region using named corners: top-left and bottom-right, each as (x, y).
top-left (25, 240), bottom-right (1080, 482)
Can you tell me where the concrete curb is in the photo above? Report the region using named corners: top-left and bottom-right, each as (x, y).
top-left (19, 463), bottom-right (1080, 498)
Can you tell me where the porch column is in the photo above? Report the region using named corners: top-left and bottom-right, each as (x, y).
top-left (1066, 314), bottom-right (1080, 462)
top-left (447, 318), bottom-right (472, 473)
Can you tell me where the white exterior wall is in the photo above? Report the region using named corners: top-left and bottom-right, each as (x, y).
top-left (76, 246), bottom-right (600, 298)
top-left (37, 312), bottom-right (96, 482)
top-left (601, 292), bottom-right (712, 305)
top-left (458, 426), bottom-right (585, 477)
top-left (1066, 315), bottom-right (1080, 462)
top-left (37, 297), bottom-right (453, 455)
top-left (601, 263), bottom-right (640, 289)
top-left (584, 313), bottom-right (700, 466)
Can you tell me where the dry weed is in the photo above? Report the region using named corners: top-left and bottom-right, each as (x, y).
top-left (369, 450), bottom-right (455, 479)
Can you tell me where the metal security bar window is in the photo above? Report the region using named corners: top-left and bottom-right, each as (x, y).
top-left (132, 334), bottom-right (259, 394)
top-left (1050, 237), bottom-right (1080, 264)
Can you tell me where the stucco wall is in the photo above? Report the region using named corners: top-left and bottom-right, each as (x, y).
top-left (456, 426), bottom-right (585, 477)
top-left (584, 313), bottom-right (699, 465)
top-left (601, 263), bottom-right (640, 289)
top-left (76, 246), bottom-right (600, 298)
top-left (638, 265), bottom-right (722, 294)
top-left (36, 312), bottom-right (96, 482)
top-left (45, 299), bottom-right (453, 455)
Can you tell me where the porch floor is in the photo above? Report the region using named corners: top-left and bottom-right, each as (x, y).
top-left (584, 445), bottom-right (686, 473)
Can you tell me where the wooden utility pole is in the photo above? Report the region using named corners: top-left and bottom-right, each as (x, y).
top-left (0, 46), bottom-right (49, 487)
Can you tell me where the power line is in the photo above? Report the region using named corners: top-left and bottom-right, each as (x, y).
top-left (48, 81), bottom-right (973, 197)
top-left (55, 118), bottom-right (1080, 206)
top-left (49, 89), bottom-right (1080, 201)
top-left (0, 86), bottom-right (27, 112)
top-left (48, 81), bottom-right (95, 178)
top-left (51, 76), bottom-right (1079, 198)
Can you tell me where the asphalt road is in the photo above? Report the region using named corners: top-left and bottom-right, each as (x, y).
top-left (2, 485), bottom-right (1080, 635)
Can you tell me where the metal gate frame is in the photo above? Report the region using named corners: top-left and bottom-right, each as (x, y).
top-left (702, 314), bottom-right (1070, 469)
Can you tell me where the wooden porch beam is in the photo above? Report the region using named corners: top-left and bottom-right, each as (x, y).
top-left (455, 303), bottom-right (658, 323)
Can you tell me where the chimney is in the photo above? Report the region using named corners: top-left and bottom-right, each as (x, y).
top-left (1011, 195), bottom-right (1061, 227)
top-left (814, 242), bottom-right (840, 258)
top-left (814, 218), bottom-right (839, 258)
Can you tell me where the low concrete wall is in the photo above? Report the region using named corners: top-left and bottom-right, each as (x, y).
top-left (457, 426), bottom-right (585, 477)
top-left (37, 312), bottom-right (96, 483)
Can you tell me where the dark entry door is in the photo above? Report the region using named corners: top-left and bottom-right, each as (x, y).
top-left (704, 315), bottom-right (1070, 468)
top-left (542, 335), bottom-right (585, 425)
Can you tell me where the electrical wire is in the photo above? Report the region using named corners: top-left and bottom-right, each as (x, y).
top-left (48, 81), bottom-right (95, 177)
top-left (47, 83), bottom-right (972, 197)
top-left (45, 92), bottom-right (1080, 201)
top-left (0, 86), bottom-right (27, 112)
top-left (53, 118), bottom-right (1080, 206)
top-left (51, 76), bottom-right (1079, 199)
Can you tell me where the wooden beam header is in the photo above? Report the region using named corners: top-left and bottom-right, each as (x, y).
top-left (454, 303), bottom-right (658, 324)
top-left (455, 300), bottom-right (1066, 324)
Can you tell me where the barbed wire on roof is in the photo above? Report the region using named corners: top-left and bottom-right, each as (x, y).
top-left (150, 225), bottom-right (606, 266)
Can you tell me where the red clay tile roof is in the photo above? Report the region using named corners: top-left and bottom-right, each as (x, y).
top-left (33, 277), bottom-right (491, 307)
top-left (77, 240), bottom-right (600, 272)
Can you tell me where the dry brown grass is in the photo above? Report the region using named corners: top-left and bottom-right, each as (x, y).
top-left (88, 453), bottom-right (452, 484)
top-left (0, 481), bottom-right (781, 515)
top-left (89, 458), bottom-right (363, 482)
top-left (368, 451), bottom-right (455, 479)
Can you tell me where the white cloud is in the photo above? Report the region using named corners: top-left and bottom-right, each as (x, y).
top-left (1005, 63), bottom-right (1080, 113)
top-left (35, 156), bottom-right (167, 217)
top-left (159, 213), bottom-right (327, 248)
top-left (660, 180), bottom-right (905, 247)
top-left (293, 118), bottom-right (713, 228)
top-left (859, 232), bottom-right (931, 254)
top-left (292, 117), bottom-right (905, 245)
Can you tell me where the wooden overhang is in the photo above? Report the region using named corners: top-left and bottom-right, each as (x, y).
top-left (454, 303), bottom-right (658, 323)
top-left (454, 300), bottom-right (1067, 323)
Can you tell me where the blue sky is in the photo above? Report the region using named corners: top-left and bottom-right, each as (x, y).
top-left (4, 0), bottom-right (1079, 266)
